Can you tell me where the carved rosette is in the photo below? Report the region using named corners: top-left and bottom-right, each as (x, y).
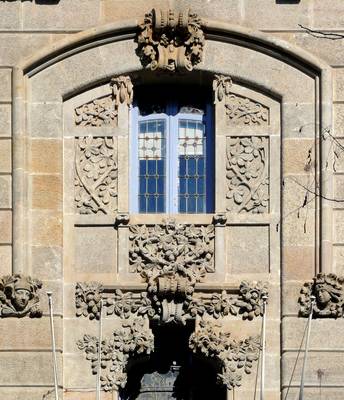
top-left (75, 280), bottom-right (268, 323)
top-left (299, 273), bottom-right (344, 318)
top-left (226, 136), bottom-right (269, 213)
top-left (74, 75), bottom-right (133, 127)
top-left (77, 318), bottom-right (154, 391)
top-left (0, 274), bottom-right (43, 318)
top-left (74, 136), bottom-right (118, 214)
top-left (137, 8), bottom-right (204, 72)
top-left (189, 320), bottom-right (261, 390)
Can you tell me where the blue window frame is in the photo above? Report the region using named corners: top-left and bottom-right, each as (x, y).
top-left (130, 101), bottom-right (214, 214)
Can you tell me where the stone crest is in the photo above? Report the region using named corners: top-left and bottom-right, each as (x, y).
top-left (136, 8), bottom-right (204, 72)
top-left (0, 274), bottom-right (43, 318)
top-left (299, 273), bottom-right (344, 318)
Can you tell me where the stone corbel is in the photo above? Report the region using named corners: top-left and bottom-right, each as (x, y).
top-left (0, 274), bottom-right (43, 318)
top-left (136, 8), bottom-right (205, 72)
top-left (299, 273), bottom-right (344, 318)
top-left (189, 319), bottom-right (261, 390)
top-left (74, 75), bottom-right (133, 128)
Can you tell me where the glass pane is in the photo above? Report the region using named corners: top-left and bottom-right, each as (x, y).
top-left (138, 120), bottom-right (166, 213)
top-left (178, 119), bottom-right (206, 213)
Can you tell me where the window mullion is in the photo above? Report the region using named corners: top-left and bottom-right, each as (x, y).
top-left (169, 110), bottom-right (179, 213)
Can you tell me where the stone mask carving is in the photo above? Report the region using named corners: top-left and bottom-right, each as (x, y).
top-left (299, 273), bottom-right (344, 318)
top-left (137, 8), bottom-right (205, 72)
top-left (0, 274), bottom-right (43, 318)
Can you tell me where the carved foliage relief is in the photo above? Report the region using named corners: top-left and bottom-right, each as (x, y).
top-left (75, 136), bottom-right (118, 214)
top-left (189, 320), bottom-right (260, 390)
top-left (137, 8), bottom-right (204, 72)
top-left (299, 273), bottom-right (344, 318)
top-left (226, 136), bottom-right (269, 213)
top-left (225, 94), bottom-right (269, 126)
top-left (74, 76), bottom-right (133, 127)
top-left (77, 318), bottom-right (154, 391)
top-left (0, 274), bottom-right (43, 318)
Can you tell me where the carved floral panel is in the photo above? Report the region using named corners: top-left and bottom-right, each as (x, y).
top-left (226, 136), bottom-right (269, 213)
top-left (74, 136), bottom-right (118, 214)
top-left (225, 94), bottom-right (269, 126)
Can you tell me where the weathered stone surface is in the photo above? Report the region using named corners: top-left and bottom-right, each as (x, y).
top-left (334, 68), bottom-right (344, 102)
top-left (334, 103), bottom-right (344, 137)
top-left (0, 104), bottom-right (11, 137)
top-left (31, 175), bottom-right (62, 211)
top-left (313, 0), bottom-right (344, 29)
top-left (29, 103), bottom-right (62, 138)
top-left (227, 226), bottom-right (269, 274)
top-left (31, 246), bottom-right (62, 281)
top-left (22, 0), bottom-right (101, 31)
top-left (334, 210), bottom-right (344, 243)
top-left (0, 210), bottom-right (12, 244)
top-left (0, 139), bottom-right (11, 173)
top-left (0, 175), bottom-right (11, 208)
top-left (0, 245), bottom-right (11, 275)
top-left (31, 211), bottom-right (62, 247)
top-left (29, 139), bottom-right (62, 174)
top-left (0, 2), bottom-right (20, 30)
top-left (334, 246), bottom-right (344, 276)
top-left (0, 69), bottom-right (11, 102)
top-left (283, 246), bottom-right (315, 280)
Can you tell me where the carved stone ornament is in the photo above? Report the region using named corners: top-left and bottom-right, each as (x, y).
top-left (0, 274), bottom-right (43, 318)
top-left (75, 280), bottom-right (268, 324)
top-left (299, 273), bottom-right (344, 318)
top-left (226, 136), bottom-right (269, 213)
top-left (74, 75), bottom-right (133, 127)
top-left (77, 318), bottom-right (154, 391)
top-left (74, 136), bottom-right (118, 214)
top-left (189, 319), bottom-right (261, 390)
top-left (213, 75), bottom-right (269, 126)
top-left (136, 8), bottom-right (205, 72)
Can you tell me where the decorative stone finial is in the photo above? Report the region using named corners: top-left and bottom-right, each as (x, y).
top-left (0, 274), bottom-right (43, 318)
top-left (136, 8), bottom-right (205, 72)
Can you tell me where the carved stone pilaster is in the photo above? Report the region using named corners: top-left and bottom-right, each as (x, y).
top-left (189, 319), bottom-right (261, 390)
top-left (0, 274), bottom-right (43, 318)
top-left (77, 318), bottom-right (154, 391)
top-left (136, 8), bottom-right (205, 72)
top-left (299, 273), bottom-right (344, 318)
top-left (74, 75), bottom-right (132, 127)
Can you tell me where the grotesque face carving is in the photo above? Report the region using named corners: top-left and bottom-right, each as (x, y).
top-left (12, 288), bottom-right (31, 311)
top-left (315, 286), bottom-right (332, 306)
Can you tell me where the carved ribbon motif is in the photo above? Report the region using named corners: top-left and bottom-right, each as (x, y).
top-left (137, 8), bottom-right (204, 72)
top-left (77, 318), bottom-right (154, 391)
top-left (74, 76), bottom-right (133, 127)
top-left (299, 273), bottom-right (344, 318)
top-left (74, 136), bottom-right (118, 214)
top-left (226, 136), bottom-right (269, 213)
top-left (189, 320), bottom-right (261, 390)
top-left (0, 274), bottom-right (43, 318)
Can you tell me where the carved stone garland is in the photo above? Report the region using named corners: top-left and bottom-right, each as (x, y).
top-left (189, 320), bottom-right (261, 390)
top-left (136, 8), bottom-right (205, 72)
top-left (74, 76), bottom-right (133, 127)
top-left (299, 273), bottom-right (344, 318)
top-left (74, 136), bottom-right (118, 215)
top-left (77, 318), bottom-right (154, 391)
top-left (226, 136), bottom-right (269, 213)
top-left (0, 274), bottom-right (43, 318)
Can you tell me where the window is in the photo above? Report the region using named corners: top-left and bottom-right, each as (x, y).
top-left (130, 89), bottom-right (214, 214)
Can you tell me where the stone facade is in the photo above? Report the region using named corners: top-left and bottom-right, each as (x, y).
top-left (1, 1), bottom-right (344, 399)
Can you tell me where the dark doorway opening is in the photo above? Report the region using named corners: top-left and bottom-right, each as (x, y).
top-left (120, 323), bottom-right (226, 400)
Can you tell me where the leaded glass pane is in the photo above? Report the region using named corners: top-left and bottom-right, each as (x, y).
top-left (138, 119), bottom-right (166, 213)
top-left (178, 119), bottom-right (206, 213)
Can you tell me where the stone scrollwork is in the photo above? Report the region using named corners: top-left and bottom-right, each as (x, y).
top-left (77, 318), bottom-right (154, 391)
top-left (299, 273), bottom-right (344, 318)
top-left (189, 320), bottom-right (261, 390)
top-left (137, 8), bottom-right (205, 72)
top-left (74, 136), bottom-right (118, 214)
top-left (213, 74), bottom-right (233, 103)
top-left (129, 219), bottom-right (215, 279)
top-left (74, 75), bottom-right (133, 127)
top-left (0, 274), bottom-right (43, 318)
top-left (226, 136), bottom-right (269, 214)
